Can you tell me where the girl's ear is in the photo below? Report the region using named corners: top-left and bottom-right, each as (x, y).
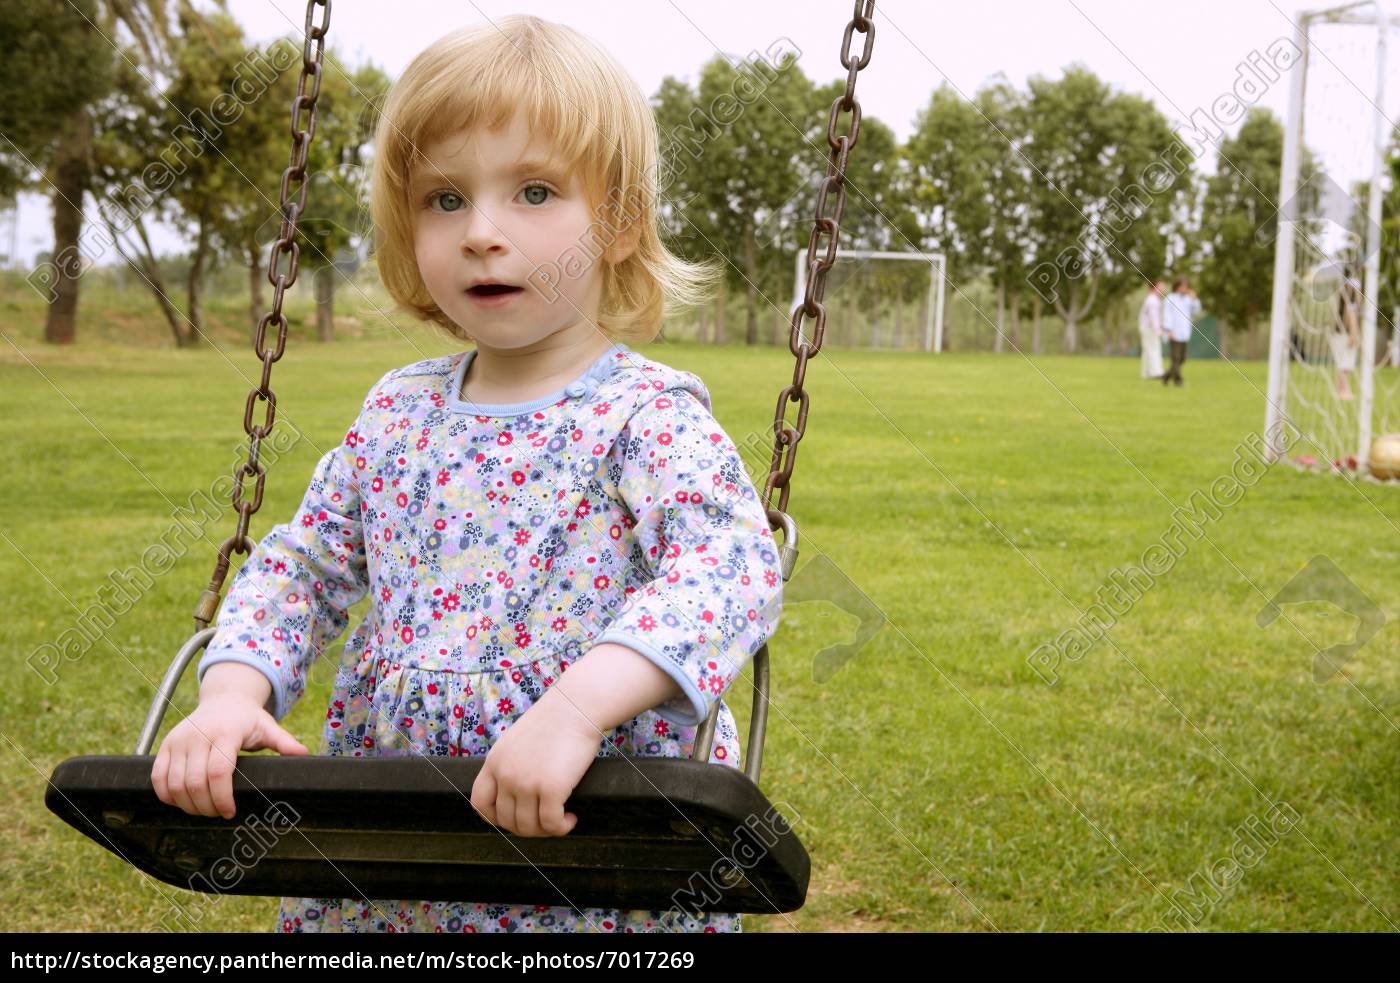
top-left (604, 223), bottom-right (641, 267)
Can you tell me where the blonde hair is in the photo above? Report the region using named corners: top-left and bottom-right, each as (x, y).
top-left (369, 15), bottom-right (721, 343)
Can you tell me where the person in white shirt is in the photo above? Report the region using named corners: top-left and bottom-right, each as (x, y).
top-left (1138, 278), bottom-right (1166, 379)
top-left (1161, 276), bottom-right (1201, 387)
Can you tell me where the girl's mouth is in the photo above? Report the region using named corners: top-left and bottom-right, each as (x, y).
top-left (466, 283), bottom-right (524, 307)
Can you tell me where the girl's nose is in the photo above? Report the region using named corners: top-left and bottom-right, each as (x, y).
top-left (459, 204), bottom-right (508, 257)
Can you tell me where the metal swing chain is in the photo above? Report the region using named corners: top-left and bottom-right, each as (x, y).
top-left (193, 0), bottom-right (332, 631)
top-left (762, 0), bottom-right (876, 540)
top-left (705, 4), bottom-right (875, 777)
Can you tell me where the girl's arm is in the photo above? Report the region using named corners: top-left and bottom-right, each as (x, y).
top-left (531, 641), bottom-right (684, 733)
top-left (194, 392), bottom-right (375, 721)
top-left (590, 383), bottom-right (785, 727)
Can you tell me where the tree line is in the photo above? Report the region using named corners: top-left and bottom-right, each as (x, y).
top-left (3, 1), bottom-right (1384, 357)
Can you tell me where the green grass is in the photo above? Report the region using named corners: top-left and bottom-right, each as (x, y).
top-left (2, 320), bottom-right (1397, 933)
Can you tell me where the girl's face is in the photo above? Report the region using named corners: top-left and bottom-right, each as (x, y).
top-left (410, 112), bottom-right (629, 350)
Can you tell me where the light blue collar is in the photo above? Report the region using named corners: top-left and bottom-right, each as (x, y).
top-left (445, 342), bottom-right (630, 415)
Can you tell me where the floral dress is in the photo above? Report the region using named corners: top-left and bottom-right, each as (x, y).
top-left (196, 341), bottom-right (784, 933)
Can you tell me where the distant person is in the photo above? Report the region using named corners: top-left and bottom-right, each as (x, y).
top-left (1161, 277), bottom-right (1201, 387)
top-left (1138, 278), bottom-right (1166, 379)
top-left (1330, 264), bottom-right (1361, 399)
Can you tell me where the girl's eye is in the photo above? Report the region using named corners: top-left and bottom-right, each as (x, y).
top-left (426, 190), bottom-right (465, 213)
top-left (520, 183), bottom-right (553, 206)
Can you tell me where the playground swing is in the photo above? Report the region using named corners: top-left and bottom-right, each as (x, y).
top-left (46, 0), bottom-right (878, 915)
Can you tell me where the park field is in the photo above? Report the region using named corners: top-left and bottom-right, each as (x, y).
top-left (1, 329), bottom-right (1397, 932)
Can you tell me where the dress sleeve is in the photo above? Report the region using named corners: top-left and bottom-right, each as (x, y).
top-left (593, 386), bottom-right (784, 727)
top-left (195, 414), bottom-right (370, 721)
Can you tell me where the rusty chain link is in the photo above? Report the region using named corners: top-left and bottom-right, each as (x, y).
top-left (193, 0), bottom-right (331, 631)
top-left (762, 0), bottom-right (875, 532)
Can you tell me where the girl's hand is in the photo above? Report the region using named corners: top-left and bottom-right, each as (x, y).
top-left (151, 693), bottom-right (309, 820)
top-left (469, 696), bottom-right (601, 837)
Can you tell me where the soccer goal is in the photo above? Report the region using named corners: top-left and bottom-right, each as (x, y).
top-left (791, 249), bottom-right (948, 352)
top-left (1266, 1), bottom-right (1400, 473)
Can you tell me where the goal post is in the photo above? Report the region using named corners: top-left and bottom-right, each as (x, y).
top-left (1266, 1), bottom-right (1399, 472)
top-left (791, 249), bottom-right (948, 352)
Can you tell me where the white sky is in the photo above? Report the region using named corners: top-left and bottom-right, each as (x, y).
top-left (7, 0), bottom-right (1394, 267)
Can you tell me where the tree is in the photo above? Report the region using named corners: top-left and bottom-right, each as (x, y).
top-left (290, 57), bottom-right (390, 343)
top-left (976, 78), bottom-right (1033, 352)
top-left (89, 46), bottom-right (189, 344)
top-left (905, 84), bottom-right (991, 348)
top-left (159, 3), bottom-right (289, 344)
top-left (655, 54), bottom-right (918, 350)
top-left (1198, 108), bottom-right (1284, 359)
top-left (1020, 65), bottom-right (1192, 352)
top-left (3, 0), bottom-right (180, 344)
top-left (0, 0), bottom-right (113, 199)
top-left (209, 39), bottom-right (313, 342)
top-left (653, 75), bottom-right (726, 341)
top-left (842, 112), bottom-right (925, 350)
top-left (88, 5), bottom-right (303, 346)
top-left (691, 54), bottom-right (815, 345)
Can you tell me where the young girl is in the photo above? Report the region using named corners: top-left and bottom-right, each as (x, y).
top-left (150, 15), bottom-right (784, 934)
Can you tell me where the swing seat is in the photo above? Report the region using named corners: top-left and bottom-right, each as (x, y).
top-left (45, 752), bottom-right (809, 913)
top-left (45, 625), bottom-right (809, 914)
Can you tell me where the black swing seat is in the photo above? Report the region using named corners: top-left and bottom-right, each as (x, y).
top-left (45, 615), bottom-right (809, 915)
top-left (46, 753), bottom-right (809, 913)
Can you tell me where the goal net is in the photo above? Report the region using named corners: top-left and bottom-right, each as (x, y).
top-left (791, 250), bottom-right (947, 352)
top-left (1267, 1), bottom-right (1400, 475)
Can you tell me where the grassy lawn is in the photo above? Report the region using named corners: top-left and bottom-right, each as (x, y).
top-left (2, 308), bottom-right (1397, 932)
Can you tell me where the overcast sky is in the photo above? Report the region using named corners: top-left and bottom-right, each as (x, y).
top-left (8, 0), bottom-right (1396, 267)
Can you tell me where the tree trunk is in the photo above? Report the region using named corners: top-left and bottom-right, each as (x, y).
top-left (697, 302), bottom-right (707, 344)
top-left (919, 289), bottom-right (930, 351)
top-left (1009, 289), bottom-right (1021, 351)
top-left (248, 236), bottom-right (265, 340)
top-left (1056, 276), bottom-right (1100, 355)
top-left (44, 105), bottom-right (92, 344)
top-left (1246, 315), bottom-right (1259, 359)
top-left (714, 277), bottom-right (726, 345)
top-left (186, 214), bottom-right (211, 347)
top-left (316, 267), bottom-right (335, 342)
top-left (846, 281), bottom-right (856, 348)
top-left (941, 284), bottom-right (951, 352)
top-left (99, 206), bottom-right (185, 345)
top-left (1218, 320), bottom-right (1230, 359)
top-left (894, 280), bottom-right (904, 350)
top-left (1032, 293), bottom-right (1043, 355)
top-left (147, 255), bottom-right (185, 347)
top-left (743, 221), bottom-right (758, 345)
top-left (994, 280), bottom-right (1006, 353)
